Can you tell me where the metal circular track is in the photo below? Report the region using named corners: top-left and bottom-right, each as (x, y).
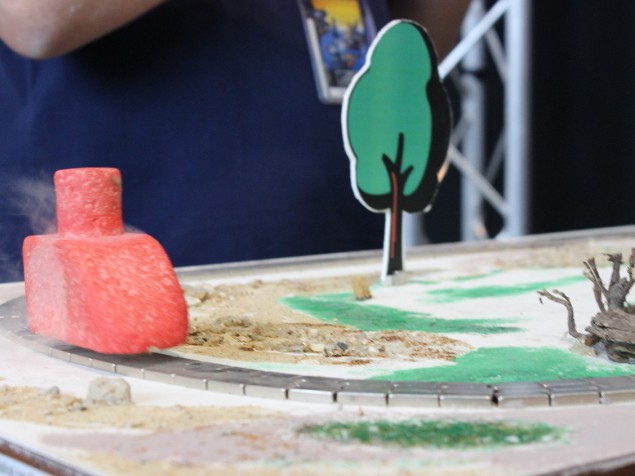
top-left (3, 296), bottom-right (635, 409)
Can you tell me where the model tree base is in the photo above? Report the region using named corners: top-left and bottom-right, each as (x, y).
top-left (539, 251), bottom-right (635, 363)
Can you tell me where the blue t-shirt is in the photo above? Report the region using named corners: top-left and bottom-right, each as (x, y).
top-left (0, 0), bottom-right (390, 281)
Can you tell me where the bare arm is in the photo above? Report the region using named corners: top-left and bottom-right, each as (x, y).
top-left (389, 0), bottom-right (471, 60)
top-left (0, 0), bottom-right (166, 59)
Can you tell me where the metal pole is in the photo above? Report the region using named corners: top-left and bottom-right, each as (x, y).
top-left (404, 212), bottom-right (427, 247)
top-left (439, 0), bottom-right (509, 80)
top-left (503, 0), bottom-right (532, 237)
top-left (460, 0), bottom-right (487, 241)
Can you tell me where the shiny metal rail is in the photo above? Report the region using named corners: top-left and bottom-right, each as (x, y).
top-left (3, 296), bottom-right (635, 409)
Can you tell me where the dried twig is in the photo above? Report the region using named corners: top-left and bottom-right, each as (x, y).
top-left (601, 253), bottom-right (633, 310)
top-left (538, 289), bottom-right (586, 340)
top-left (583, 257), bottom-right (607, 312)
top-left (607, 253), bottom-right (623, 289)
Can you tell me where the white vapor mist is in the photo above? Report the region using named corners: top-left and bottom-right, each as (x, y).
top-left (0, 173), bottom-right (56, 282)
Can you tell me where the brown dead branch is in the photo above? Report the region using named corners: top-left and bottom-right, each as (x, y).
top-left (538, 289), bottom-right (586, 340)
top-left (583, 257), bottom-right (607, 312)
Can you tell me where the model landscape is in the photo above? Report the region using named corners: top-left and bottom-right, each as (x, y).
top-left (176, 235), bottom-right (635, 385)
top-left (5, 231), bottom-right (635, 475)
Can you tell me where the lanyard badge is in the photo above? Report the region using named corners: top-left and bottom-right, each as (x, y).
top-left (298, 0), bottom-right (376, 104)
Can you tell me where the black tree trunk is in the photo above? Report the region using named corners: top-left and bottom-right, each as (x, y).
top-left (382, 133), bottom-right (411, 278)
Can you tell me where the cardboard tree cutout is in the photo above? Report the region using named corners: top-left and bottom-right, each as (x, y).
top-left (342, 20), bottom-right (451, 281)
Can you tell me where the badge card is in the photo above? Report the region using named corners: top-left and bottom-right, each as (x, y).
top-left (298, 0), bottom-right (376, 104)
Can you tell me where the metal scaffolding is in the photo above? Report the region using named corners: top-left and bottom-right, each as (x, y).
top-left (406, 0), bottom-right (532, 245)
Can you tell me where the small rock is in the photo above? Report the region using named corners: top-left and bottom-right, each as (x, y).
top-left (184, 295), bottom-right (202, 307)
top-left (41, 386), bottom-right (60, 397)
top-left (249, 280), bottom-right (264, 289)
top-left (70, 400), bottom-right (88, 412)
top-left (208, 319), bottom-right (227, 333)
top-left (336, 342), bottom-right (349, 351)
top-left (324, 342), bottom-right (350, 357)
top-left (350, 332), bottom-right (369, 344)
top-left (86, 378), bottom-right (132, 405)
top-left (181, 285), bottom-right (209, 301)
top-left (309, 342), bottom-right (325, 353)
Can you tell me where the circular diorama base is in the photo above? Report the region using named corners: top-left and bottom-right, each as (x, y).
top-left (4, 226), bottom-right (635, 409)
top-left (4, 228), bottom-right (635, 475)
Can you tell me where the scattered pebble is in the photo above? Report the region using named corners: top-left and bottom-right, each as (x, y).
top-left (181, 285), bottom-right (209, 301)
top-left (86, 378), bottom-right (132, 406)
top-left (184, 295), bottom-right (202, 307)
top-left (70, 401), bottom-right (89, 412)
top-left (309, 343), bottom-right (325, 353)
top-left (324, 342), bottom-right (351, 357)
top-left (41, 386), bottom-right (60, 397)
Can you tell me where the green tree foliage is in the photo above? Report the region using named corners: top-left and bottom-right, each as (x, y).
top-left (343, 20), bottom-right (451, 277)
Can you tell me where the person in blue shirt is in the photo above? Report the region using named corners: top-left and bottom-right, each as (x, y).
top-left (0, 0), bottom-right (468, 282)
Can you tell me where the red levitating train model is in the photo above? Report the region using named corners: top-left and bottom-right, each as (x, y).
top-left (23, 168), bottom-right (188, 354)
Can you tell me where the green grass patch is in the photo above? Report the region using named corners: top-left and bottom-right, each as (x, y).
top-left (373, 347), bottom-right (635, 383)
top-left (411, 269), bottom-right (504, 285)
top-left (280, 294), bottom-right (523, 334)
top-left (425, 274), bottom-right (586, 303)
top-left (300, 419), bottom-right (566, 449)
